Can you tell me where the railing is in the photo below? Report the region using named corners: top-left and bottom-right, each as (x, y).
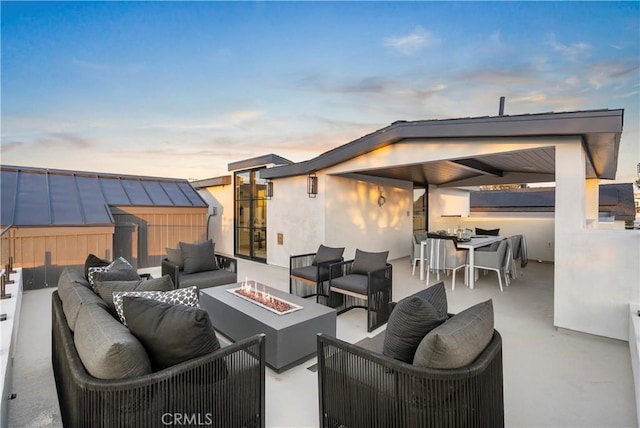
top-left (0, 226), bottom-right (14, 270)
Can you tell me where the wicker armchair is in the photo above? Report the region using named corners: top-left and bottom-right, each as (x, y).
top-left (328, 250), bottom-right (392, 332)
top-left (289, 247), bottom-right (344, 304)
top-left (52, 291), bottom-right (266, 428)
top-left (317, 330), bottom-right (504, 428)
top-left (161, 253), bottom-right (237, 289)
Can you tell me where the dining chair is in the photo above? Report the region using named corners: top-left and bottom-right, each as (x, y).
top-left (425, 236), bottom-right (467, 289)
top-left (411, 232), bottom-right (428, 276)
top-left (473, 239), bottom-right (510, 291)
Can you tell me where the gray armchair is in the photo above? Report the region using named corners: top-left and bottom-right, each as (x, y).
top-left (290, 245), bottom-right (345, 304)
top-left (328, 249), bottom-right (392, 332)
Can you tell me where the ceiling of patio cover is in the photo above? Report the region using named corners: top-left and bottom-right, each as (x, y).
top-left (1, 166), bottom-right (207, 227)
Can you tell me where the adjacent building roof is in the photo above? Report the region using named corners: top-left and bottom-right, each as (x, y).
top-left (470, 183), bottom-right (636, 221)
top-left (1, 165), bottom-right (207, 227)
top-left (260, 109), bottom-right (624, 186)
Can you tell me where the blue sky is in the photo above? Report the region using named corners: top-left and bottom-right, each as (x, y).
top-left (2, 1), bottom-right (638, 182)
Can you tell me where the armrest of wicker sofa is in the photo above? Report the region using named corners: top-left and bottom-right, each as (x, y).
top-left (317, 332), bottom-right (504, 428)
top-left (52, 291), bottom-right (266, 428)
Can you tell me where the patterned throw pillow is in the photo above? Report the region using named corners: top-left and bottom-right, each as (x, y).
top-left (87, 257), bottom-right (136, 289)
top-left (113, 286), bottom-right (200, 326)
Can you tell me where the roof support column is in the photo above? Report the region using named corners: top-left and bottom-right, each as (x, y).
top-left (585, 178), bottom-right (600, 225)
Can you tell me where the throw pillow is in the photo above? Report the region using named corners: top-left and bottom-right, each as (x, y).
top-left (351, 249), bottom-right (389, 275)
top-left (382, 282), bottom-right (448, 363)
top-left (123, 296), bottom-right (221, 371)
top-left (413, 299), bottom-right (494, 369)
top-left (166, 247), bottom-right (184, 270)
top-left (179, 240), bottom-right (218, 274)
top-left (84, 253), bottom-right (110, 280)
top-left (312, 244), bottom-right (345, 265)
top-left (89, 257), bottom-right (140, 289)
top-left (475, 227), bottom-right (500, 236)
top-left (113, 286), bottom-right (200, 326)
top-left (94, 274), bottom-right (175, 314)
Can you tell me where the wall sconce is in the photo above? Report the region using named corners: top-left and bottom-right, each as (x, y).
top-left (211, 206), bottom-right (218, 216)
top-left (266, 180), bottom-right (273, 200)
top-left (307, 173), bottom-right (318, 198)
top-left (377, 185), bottom-right (386, 207)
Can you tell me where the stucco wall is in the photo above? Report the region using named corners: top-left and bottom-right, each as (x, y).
top-left (198, 185), bottom-right (235, 256)
top-left (266, 175), bottom-right (325, 268)
top-left (324, 175), bottom-right (413, 261)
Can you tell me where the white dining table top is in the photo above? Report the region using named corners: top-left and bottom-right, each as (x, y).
top-left (455, 235), bottom-right (503, 249)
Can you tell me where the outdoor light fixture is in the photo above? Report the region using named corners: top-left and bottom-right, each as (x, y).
top-left (266, 180), bottom-right (273, 199)
top-left (307, 173), bottom-right (318, 198)
top-left (377, 185), bottom-right (386, 207)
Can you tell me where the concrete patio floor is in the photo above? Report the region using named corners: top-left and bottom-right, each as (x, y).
top-left (8, 257), bottom-right (638, 427)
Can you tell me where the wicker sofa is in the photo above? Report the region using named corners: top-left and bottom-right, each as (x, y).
top-left (52, 267), bottom-right (265, 428)
top-left (317, 283), bottom-right (504, 428)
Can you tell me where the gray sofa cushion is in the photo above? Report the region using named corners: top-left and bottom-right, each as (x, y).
top-left (179, 269), bottom-right (237, 290)
top-left (413, 299), bottom-right (494, 369)
top-left (383, 282), bottom-right (448, 363)
top-left (123, 296), bottom-right (221, 371)
top-left (180, 240), bottom-right (218, 274)
top-left (58, 270), bottom-right (109, 332)
top-left (312, 245), bottom-right (345, 265)
top-left (351, 249), bottom-right (388, 275)
top-left (74, 302), bottom-right (152, 379)
top-left (112, 286), bottom-right (200, 326)
top-left (93, 274), bottom-right (175, 314)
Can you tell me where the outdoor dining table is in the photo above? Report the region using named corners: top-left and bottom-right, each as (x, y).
top-left (420, 235), bottom-right (503, 289)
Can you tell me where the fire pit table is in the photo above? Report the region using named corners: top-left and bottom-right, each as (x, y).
top-left (200, 281), bottom-right (336, 373)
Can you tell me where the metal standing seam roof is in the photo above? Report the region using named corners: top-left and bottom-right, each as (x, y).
top-left (1, 165), bottom-right (208, 227)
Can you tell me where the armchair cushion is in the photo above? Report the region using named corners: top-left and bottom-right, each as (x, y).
top-left (180, 240), bottom-right (218, 274)
top-left (312, 245), bottom-right (345, 265)
top-left (476, 227), bottom-right (500, 236)
top-left (123, 295), bottom-right (221, 371)
top-left (291, 265), bottom-right (330, 283)
top-left (351, 249), bottom-right (389, 275)
top-left (165, 247), bottom-right (184, 270)
top-left (383, 282), bottom-right (448, 363)
top-left (330, 274), bottom-right (369, 295)
top-left (414, 299), bottom-right (494, 369)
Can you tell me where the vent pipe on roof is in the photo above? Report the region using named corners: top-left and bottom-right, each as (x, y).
top-left (499, 96), bottom-right (505, 116)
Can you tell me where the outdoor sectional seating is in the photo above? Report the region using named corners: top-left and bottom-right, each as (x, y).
top-left (317, 282), bottom-right (504, 428)
top-left (52, 263), bottom-right (265, 428)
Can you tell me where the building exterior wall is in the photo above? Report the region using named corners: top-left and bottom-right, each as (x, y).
top-left (110, 206), bottom-right (208, 268)
top-left (554, 140), bottom-right (640, 340)
top-left (266, 175), bottom-right (325, 268)
top-left (197, 184), bottom-right (235, 256)
top-left (2, 226), bottom-right (113, 290)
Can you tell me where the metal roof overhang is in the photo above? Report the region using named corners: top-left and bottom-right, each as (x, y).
top-left (260, 109), bottom-right (623, 187)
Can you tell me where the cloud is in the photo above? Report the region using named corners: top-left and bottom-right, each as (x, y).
top-left (28, 132), bottom-right (97, 150)
top-left (0, 141), bottom-right (25, 153)
top-left (587, 61), bottom-right (640, 89)
top-left (142, 110), bottom-right (264, 131)
top-left (383, 27), bottom-right (437, 56)
top-left (548, 34), bottom-right (590, 61)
